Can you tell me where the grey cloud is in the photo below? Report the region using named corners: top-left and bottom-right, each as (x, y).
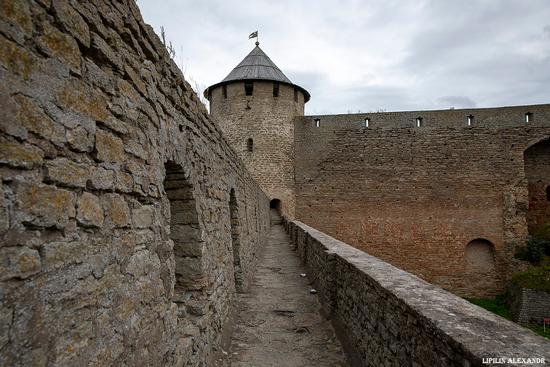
top-left (137, 0), bottom-right (550, 114)
top-left (437, 96), bottom-right (477, 109)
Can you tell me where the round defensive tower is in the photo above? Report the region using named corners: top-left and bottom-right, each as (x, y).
top-left (205, 42), bottom-right (310, 218)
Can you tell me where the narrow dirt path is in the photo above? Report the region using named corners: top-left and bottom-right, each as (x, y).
top-left (227, 211), bottom-right (347, 366)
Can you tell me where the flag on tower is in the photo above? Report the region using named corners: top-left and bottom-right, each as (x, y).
top-left (248, 31), bottom-right (258, 39)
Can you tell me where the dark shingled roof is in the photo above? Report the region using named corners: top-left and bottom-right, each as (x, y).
top-left (205, 44), bottom-right (310, 102)
top-left (221, 45), bottom-right (292, 84)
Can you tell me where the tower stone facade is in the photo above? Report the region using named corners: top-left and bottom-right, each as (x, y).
top-left (205, 44), bottom-right (309, 217)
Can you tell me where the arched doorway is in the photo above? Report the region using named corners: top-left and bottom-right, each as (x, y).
top-left (269, 198), bottom-right (281, 213)
top-left (269, 199), bottom-right (282, 225)
top-left (464, 238), bottom-right (496, 295)
top-left (524, 138), bottom-right (550, 235)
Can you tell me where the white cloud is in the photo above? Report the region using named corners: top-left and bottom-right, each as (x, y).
top-left (136, 0), bottom-right (550, 115)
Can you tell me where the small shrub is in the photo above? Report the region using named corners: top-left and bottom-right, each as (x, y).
top-left (512, 263), bottom-right (550, 292)
top-left (514, 224), bottom-right (550, 265)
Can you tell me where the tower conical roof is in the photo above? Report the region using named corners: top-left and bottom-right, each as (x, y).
top-left (221, 45), bottom-right (292, 84)
top-left (205, 43), bottom-right (310, 102)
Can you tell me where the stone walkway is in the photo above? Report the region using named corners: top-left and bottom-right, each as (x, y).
top-left (226, 211), bottom-right (347, 366)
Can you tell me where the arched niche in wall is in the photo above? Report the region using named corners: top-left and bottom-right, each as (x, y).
top-left (163, 161), bottom-right (206, 307)
top-left (523, 138), bottom-right (550, 235)
top-left (229, 188), bottom-right (244, 292)
top-left (465, 239), bottom-right (496, 273)
top-left (464, 238), bottom-right (497, 295)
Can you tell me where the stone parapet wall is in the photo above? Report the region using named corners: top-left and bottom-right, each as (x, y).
top-left (0, 1), bottom-right (270, 366)
top-left (285, 219), bottom-right (550, 367)
top-left (508, 284), bottom-right (550, 325)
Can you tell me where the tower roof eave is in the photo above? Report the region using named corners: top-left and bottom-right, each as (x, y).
top-left (204, 79), bottom-right (310, 103)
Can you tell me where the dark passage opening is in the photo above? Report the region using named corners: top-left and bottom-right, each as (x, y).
top-left (229, 188), bottom-right (243, 292)
top-left (163, 161), bottom-right (205, 305)
top-left (270, 198), bottom-right (281, 212)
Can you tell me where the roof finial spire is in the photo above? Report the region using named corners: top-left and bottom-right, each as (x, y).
top-left (255, 40), bottom-right (259, 46)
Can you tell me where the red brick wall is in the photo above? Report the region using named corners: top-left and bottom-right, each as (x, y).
top-left (524, 138), bottom-right (550, 234)
top-left (295, 105), bottom-right (550, 296)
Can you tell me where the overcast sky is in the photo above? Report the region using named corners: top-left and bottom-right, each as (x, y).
top-left (136, 0), bottom-right (550, 115)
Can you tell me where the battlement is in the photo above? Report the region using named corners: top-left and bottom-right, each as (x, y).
top-left (303, 103), bottom-right (550, 130)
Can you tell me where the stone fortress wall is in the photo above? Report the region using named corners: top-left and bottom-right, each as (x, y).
top-left (295, 105), bottom-right (550, 296)
top-left (209, 80), bottom-right (306, 218)
top-left (0, 1), bottom-right (270, 366)
top-left (1, 0), bottom-right (549, 366)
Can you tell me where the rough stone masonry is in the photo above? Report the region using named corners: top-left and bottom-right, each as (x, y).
top-left (0, 0), bottom-right (270, 365)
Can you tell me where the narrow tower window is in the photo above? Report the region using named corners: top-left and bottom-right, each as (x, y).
top-left (467, 115), bottom-right (474, 126)
top-left (294, 88), bottom-right (298, 102)
top-left (247, 138), bottom-right (253, 152)
top-left (546, 185), bottom-right (550, 201)
top-left (245, 81), bottom-right (253, 96)
top-left (315, 118), bottom-right (320, 128)
top-left (416, 117), bottom-right (423, 127)
top-left (365, 117), bottom-right (370, 128)
top-left (525, 112), bottom-right (533, 123)
top-left (222, 85), bottom-right (227, 99)
top-left (273, 83), bottom-right (279, 97)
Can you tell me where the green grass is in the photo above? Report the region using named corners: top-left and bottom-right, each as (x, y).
top-left (463, 295), bottom-right (549, 340)
top-left (464, 295), bottom-right (512, 320)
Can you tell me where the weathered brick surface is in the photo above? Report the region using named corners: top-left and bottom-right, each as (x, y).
top-left (0, 1), bottom-right (270, 366)
top-left (286, 220), bottom-right (550, 366)
top-left (295, 108), bottom-right (550, 296)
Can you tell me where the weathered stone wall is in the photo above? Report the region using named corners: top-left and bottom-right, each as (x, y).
top-left (0, 1), bottom-right (270, 366)
top-left (209, 80), bottom-right (306, 217)
top-left (286, 220), bottom-right (550, 367)
top-left (295, 106), bottom-right (550, 296)
top-left (508, 284), bottom-right (550, 325)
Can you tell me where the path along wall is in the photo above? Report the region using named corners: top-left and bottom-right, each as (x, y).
top-left (286, 220), bottom-right (550, 367)
top-left (295, 106), bottom-right (550, 296)
top-left (0, 1), bottom-right (270, 366)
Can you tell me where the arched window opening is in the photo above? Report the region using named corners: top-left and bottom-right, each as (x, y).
top-left (164, 162), bottom-right (205, 305)
top-left (247, 138), bottom-right (253, 152)
top-left (244, 81), bottom-right (253, 96)
top-left (525, 112), bottom-right (533, 123)
top-left (229, 189), bottom-right (243, 292)
top-left (467, 115), bottom-right (474, 126)
top-left (416, 117), bottom-right (423, 127)
top-left (273, 82), bottom-right (279, 97)
top-left (364, 117), bottom-right (370, 128)
top-left (314, 118), bottom-right (320, 128)
top-left (222, 85), bottom-right (227, 99)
